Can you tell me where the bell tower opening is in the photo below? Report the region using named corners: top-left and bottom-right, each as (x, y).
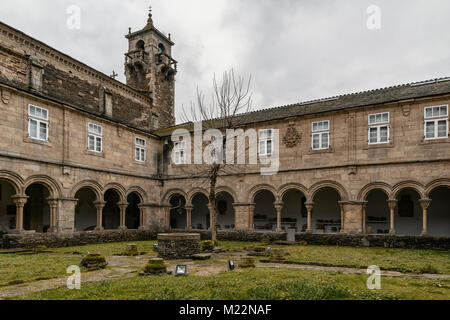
top-left (124, 8), bottom-right (177, 128)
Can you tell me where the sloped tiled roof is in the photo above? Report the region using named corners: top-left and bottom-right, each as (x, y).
top-left (155, 77), bottom-right (450, 137)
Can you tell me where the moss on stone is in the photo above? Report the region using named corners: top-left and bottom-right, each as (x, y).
top-left (80, 254), bottom-right (108, 270)
top-left (201, 240), bottom-right (214, 252)
top-left (239, 257), bottom-right (256, 268)
top-left (142, 258), bottom-right (167, 275)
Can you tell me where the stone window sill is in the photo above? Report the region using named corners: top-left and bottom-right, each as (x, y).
top-left (85, 150), bottom-right (105, 158)
top-left (23, 137), bottom-right (53, 148)
top-left (419, 138), bottom-right (450, 145)
top-left (363, 143), bottom-right (395, 150)
top-left (308, 147), bottom-right (335, 155)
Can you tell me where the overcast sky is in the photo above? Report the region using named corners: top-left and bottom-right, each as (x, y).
top-left (1, 0), bottom-right (449, 123)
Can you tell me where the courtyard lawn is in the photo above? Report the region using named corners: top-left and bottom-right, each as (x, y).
top-left (0, 253), bottom-right (80, 287)
top-left (281, 245), bottom-right (450, 274)
top-left (14, 268), bottom-right (450, 300)
top-left (51, 240), bottom-right (159, 257)
top-left (0, 241), bottom-right (448, 295)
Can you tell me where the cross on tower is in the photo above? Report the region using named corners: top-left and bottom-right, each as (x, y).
top-left (110, 71), bottom-right (118, 79)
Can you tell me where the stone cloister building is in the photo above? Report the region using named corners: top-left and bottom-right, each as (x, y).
top-left (0, 12), bottom-right (449, 242)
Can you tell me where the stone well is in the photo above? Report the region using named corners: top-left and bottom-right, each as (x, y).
top-left (157, 233), bottom-right (201, 259)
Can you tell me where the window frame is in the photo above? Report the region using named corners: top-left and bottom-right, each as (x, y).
top-left (87, 122), bottom-right (103, 153)
top-left (135, 137), bottom-right (147, 163)
top-left (368, 112), bottom-right (390, 145)
top-left (424, 105), bottom-right (449, 140)
top-left (311, 120), bottom-right (330, 151)
top-left (173, 141), bottom-right (187, 165)
top-left (28, 104), bottom-right (49, 142)
top-left (258, 129), bottom-right (274, 156)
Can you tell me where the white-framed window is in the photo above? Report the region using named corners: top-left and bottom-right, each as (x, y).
top-left (173, 141), bottom-right (186, 165)
top-left (259, 129), bottom-right (274, 156)
top-left (424, 105), bottom-right (448, 140)
top-left (311, 120), bottom-right (330, 150)
top-left (368, 112), bottom-right (390, 145)
top-left (28, 104), bottom-right (49, 141)
top-left (88, 123), bottom-right (103, 153)
top-left (135, 137), bottom-right (146, 162)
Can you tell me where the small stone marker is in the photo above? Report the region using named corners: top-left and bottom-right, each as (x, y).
top-left (124, 244), bottom-right (139, 256)
top-left (80, 254), bottom-right (108, 271)
top-left (192, 253), bottom-right (212, 261)
top-left (287, 228), bottom-right (296, 242)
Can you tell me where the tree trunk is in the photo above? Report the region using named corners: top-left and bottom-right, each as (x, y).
top-left (209, 164), bottom-right (220, 246)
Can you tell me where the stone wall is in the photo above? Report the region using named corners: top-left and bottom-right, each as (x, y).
top-left (2, 230), bottom-right (158, 249)
top-left (2, 230), bottom-right (449, 250)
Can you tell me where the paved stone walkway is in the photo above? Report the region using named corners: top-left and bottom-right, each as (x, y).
top-left (0, 252), bottom-right (448, 299)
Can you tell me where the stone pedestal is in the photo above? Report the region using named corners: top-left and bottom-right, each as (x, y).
top-left (157, 233), bottom-right (201, 259)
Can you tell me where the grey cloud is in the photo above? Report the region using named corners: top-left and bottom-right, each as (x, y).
top-left (1, 0), bottom-right (449, 123)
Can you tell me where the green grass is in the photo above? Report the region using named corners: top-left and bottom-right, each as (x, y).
top-left (281, 245), bottom-right (450, 274)
top-left (14, 268), bottom-right (450, 300)
top-left (0, 254), bottom-right (80, 287)
top-left (52, 241), bottom-right (158, 257)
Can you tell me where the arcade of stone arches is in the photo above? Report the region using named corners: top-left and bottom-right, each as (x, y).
top-left (0, 173), bottom-right (449, 237)
top-left (165, 181), bottom-right (450, 237)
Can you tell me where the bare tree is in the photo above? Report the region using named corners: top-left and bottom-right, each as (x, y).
top-left (180, 69), bottom-right (253, 245)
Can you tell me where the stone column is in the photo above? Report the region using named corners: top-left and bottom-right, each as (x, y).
top-left (94, 201), bottom-right (106, 231)
top-left (387, 199), bottom-right (398, 235)
top-left (419, 199), bottom-right (432, 236)
top-left (57, 198), bottom-right (78, 233)
top-left (185, 206), bottom-right (193, 230)
top-left (138, 204), bottom-right (146, 230)
top-left (249, 204), bottom-right (255, 230)
top-left (275, 202), bottom-right (283, 232)
top-left (118, 202), bottom-right (128, 230)
top-left (338, 201), bottom-right (347, 233)
top-left (305, 202), bottom-right (314, 233)
top-left (361, 201), bottom-right (368, 235)
top-left (11, 195), bottom-right (28, 233)
top-left (233, 203), bottom-right (253, 230)
top-left (47, 198), bottom-right (59, 233)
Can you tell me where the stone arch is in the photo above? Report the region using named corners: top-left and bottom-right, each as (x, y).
top-left (392, 181), bottom-right (425, 199)
top-left (278, 183), bottom-right (309, 200)
top-left (216, 186), bottom-right (237, 202)
top-left (358, 182), bottom-right (392, 201)
top-left (425, 178), bottom-right (450, 197)
top-left (70, 180), bottom-right (102, 200)
top-left (249, 184), bottom-right (278, 203)
top-left (163, 189), bottom-right (187, 204)
top-left (126, 186), bottom-right (148, 203)
top-left (0, 170), bottom-right (24, 194)
top-left (24, 175), bottom-right (62, 198)
top-left (103, 183), bottom-right (126, 201)
top-left (309, 181), bottom-right (349, 201)
top-left (187, 188), bottom-right (209, 205)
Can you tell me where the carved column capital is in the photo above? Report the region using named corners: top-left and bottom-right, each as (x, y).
top-left (387, 199), bottom-right (398, 210)
top-left (419, 199), bottom-right (432, 210)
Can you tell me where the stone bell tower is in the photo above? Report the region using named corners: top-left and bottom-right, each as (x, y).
top-left (125, 8), bottom-right (177, 128)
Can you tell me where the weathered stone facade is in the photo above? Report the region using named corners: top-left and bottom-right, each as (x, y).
top-left (0, 12), bottom-right (449, 249)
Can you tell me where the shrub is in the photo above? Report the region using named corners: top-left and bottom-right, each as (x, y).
top-left (420, 264), bottom-right (439, 274)
top-left (201, 240), bottom-right (215, 252)
top-left (260, 236), bottom-right (273, 245)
